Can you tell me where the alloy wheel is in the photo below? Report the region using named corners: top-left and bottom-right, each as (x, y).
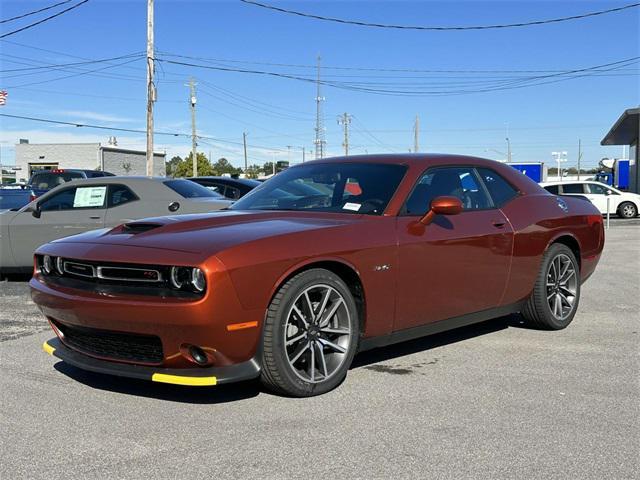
top-left (622, 204), bottom-right (636, 218)
top-left (546, 253), bottom-right (578, 321)
top-left (284, 284), bottom-right (352, 384)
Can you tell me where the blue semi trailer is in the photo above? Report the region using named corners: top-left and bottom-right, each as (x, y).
top-left (507, 162), bottom-right (547, 183)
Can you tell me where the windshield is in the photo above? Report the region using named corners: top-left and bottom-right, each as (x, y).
top-left (231, 162), bottom-right (407, 215)
top-left (163, 179), bottom-right (224, 198)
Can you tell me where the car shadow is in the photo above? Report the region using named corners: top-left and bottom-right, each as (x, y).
top-left (1, 273), bottom-right (32, 282)
top-left (352, 314), bottom-right (524, 369)
top-left (53, 362), bottom-right (263, 404)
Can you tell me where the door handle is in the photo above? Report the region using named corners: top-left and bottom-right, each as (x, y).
top-left (89, 216), bottom-right (101, 220)
top-left (492, 221), bottom-right (506, 228)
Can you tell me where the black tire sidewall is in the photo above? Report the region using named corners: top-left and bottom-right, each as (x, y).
top-left (264, 269), bottom-right (360, 397)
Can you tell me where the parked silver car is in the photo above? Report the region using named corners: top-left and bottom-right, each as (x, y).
top-left (0, 177), bottom-right (232, 273)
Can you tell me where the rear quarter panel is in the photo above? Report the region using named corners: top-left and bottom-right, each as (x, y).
top-left (500, 192), bottom-right (603, 304)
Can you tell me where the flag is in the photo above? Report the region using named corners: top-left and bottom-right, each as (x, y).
top-left (0, 90), bottom-right (7, 106)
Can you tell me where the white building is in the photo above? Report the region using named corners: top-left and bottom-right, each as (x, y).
top-left (14, 140), bottom-right (166, 182)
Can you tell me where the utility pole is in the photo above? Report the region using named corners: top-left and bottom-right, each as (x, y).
top-left (413, 115), bottom-right (419, 153)
top-left (314, 55), bottom-right (326, 159)
top-left (187, 78), bottom-right (198, 177)
top-left (145, 0), bottom-right (155, 176)
top-left (302, 146), bottom-right (306, 163)
top-left (577, 139), bottom-right (582, 180)
top-left (506, 137), bottom-right (512, 163)
top-left (337, 113), bottom-right (351, 156)
top-left (242, 132), bottom-right (248, 173)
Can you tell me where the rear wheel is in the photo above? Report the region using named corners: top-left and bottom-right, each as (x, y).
top-left (618, 202), bottom-right (637, 219)
top-left (260, 269), bottom-right (359, 397)
top-left (522, 243), bottom-right (580, 330)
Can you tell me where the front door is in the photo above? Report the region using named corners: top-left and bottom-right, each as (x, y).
top-left (9, 185), bottom-right (107, 267)
top-left (395, 166), bottom-right (513, 331)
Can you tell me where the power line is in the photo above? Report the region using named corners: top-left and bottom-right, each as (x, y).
top-left (0, 0), bottom-right (73, 24)
top-left (0, 53), bottom-right (145, 74)
top-left (0, 0), bottom-right (90, 39)
top-left (240, 0), bottom-right (640, 31)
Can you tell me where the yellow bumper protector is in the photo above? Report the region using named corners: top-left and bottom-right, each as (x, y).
top-left (151, 373), bottom-right (217, 386)
top-left (42, 341), bottom-right (56, 356)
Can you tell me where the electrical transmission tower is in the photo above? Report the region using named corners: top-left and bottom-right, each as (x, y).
top-left (314, 55), bottom-right (326, 159)
top-left (337, 113), bottom-right (351, 156)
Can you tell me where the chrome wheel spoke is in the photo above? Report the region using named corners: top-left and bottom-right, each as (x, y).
top-left (318, 298), bottom-right (344, 328)
top-left (292, 305), bottom-right (309, 329)
top-left (318, 337), bottom-right (347, 353)
top-left (289, 341), bottom-right (310, 364)
top-left (286, 332), bottom-right (306, 346)
top-left (320, 327), bottom-right (350, 335)
top-left (310, 342), bottom-right (315, 382)
top-left (315, 341), bottom-right (328, 378)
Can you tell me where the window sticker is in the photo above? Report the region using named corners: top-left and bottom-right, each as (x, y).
top-left (73, 186), bottom-right (107, 208)
top-left (343, 202), bottom-right (361, 212)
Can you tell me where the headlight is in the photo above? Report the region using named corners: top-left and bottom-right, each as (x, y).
top-left (55, 257), bottom-right (64, 275)
top-left (170, 266), bottom-right (206, 293)
top-left (42, 255), bottom-right (53, 275)
top-left (191, 268), bottom-right (206, 292)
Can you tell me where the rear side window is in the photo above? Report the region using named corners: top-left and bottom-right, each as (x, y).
top-left (561, 184), bottom-right (585, 194)
top-left (109, 184), bottom-right (138, 207)
top-left (477, 168), bottom-right (518, 206)
top-left (163, 179), bottom-right (220, 198)
top-left (544, 185), bottom-right (560, 194)
top-left (40, 185), bottom-right (107, 211)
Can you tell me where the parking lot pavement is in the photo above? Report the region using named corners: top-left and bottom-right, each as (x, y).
top-left (1, 225), bottom-right (639, 480)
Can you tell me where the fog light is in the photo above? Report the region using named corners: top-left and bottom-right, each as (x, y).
top-left (42, 255), bottom-right (53, 275)
top-left (191, 268), bottom-right (206, 292)
top-left (189, 345), bottom-right (208, 366)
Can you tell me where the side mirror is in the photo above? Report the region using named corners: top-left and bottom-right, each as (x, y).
top-left (419, 196), bottom-right (463, 225)
top-left (30, 203), bottom-right (42, 218)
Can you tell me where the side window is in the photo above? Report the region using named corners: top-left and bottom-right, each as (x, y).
top-left (404, 166), bottom-right (491, 215)
top-left (226, 186), bottom-right (241, 200)
top-left (561, 184), bottom-right (585, 194)
top-left (477, 168), bottom-right (518, 206)
top-left (544, 185), bottom-right (560, 195)
top-left (587, 183), bottom-right (609, 195)
top-left (109, 184), bottom-right (138, 207)
top-left (39, 186), bottom-right (107, 212)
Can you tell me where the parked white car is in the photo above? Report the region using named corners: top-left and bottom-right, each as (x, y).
top-left (540, 181), bottom-right (640, 218)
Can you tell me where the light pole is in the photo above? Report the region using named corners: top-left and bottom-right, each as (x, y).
top-left (551, 151), bottom-right (568, 180)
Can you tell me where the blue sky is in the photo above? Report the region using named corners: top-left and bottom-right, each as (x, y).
top-left (1, 0), bottom-right (638, 169)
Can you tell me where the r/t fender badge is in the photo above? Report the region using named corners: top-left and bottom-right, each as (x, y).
top-left (556, 197), bottom-right (569, 213)
top-left (374, 264), bottom-right (390, 272)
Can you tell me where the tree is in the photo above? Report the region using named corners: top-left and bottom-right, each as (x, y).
top-left (262, 162), bottom-right (275, 176)
top-left (212, 157), bottom-right (242, 176)
top-left (244, 164), bottom-right (262, 179)
top-left (172, 152), bottom-right (214, 177)
top-left (166, 156), bottom-right (182, 177)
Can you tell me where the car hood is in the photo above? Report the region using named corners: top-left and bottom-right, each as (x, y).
top-left (51, 210), bottom-right (362, 255)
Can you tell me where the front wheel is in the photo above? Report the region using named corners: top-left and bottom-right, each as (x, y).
top-left (260, 269), bottom-right (360, 397)
top-left (618, 202), bottom-right (638, 219)
top-left (522, 243), bottom-right (581, 330)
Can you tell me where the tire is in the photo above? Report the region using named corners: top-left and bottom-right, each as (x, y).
top-left (617, 202), bottom-right (637, 219)
top-left (260, 268), bottom-right (360, 397)
top-left (522, 243), bottom-right (581, 330)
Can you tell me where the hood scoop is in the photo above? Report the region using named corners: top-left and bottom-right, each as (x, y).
top-left (120, 222), bottom-right (164, 235)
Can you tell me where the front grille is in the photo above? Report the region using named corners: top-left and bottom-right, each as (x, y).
top-left (52, 319), bottom-right (163, 364)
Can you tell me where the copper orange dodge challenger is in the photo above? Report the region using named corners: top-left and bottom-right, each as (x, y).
top-left (34, 155), bottom-right (604, 397)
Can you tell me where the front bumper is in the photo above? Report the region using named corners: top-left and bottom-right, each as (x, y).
top-left (43, 337), bottom-right (261, 386)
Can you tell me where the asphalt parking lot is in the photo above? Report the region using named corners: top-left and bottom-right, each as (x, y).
top-left (1, 220), bottom-right (639, 479)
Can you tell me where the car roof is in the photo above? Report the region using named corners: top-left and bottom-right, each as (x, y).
top-left (190, 176), bottom-right (260, 186)
top-left (539, 180), bottom-right (598, 186)
top-left (300, 153), bottom-right (511, 168)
